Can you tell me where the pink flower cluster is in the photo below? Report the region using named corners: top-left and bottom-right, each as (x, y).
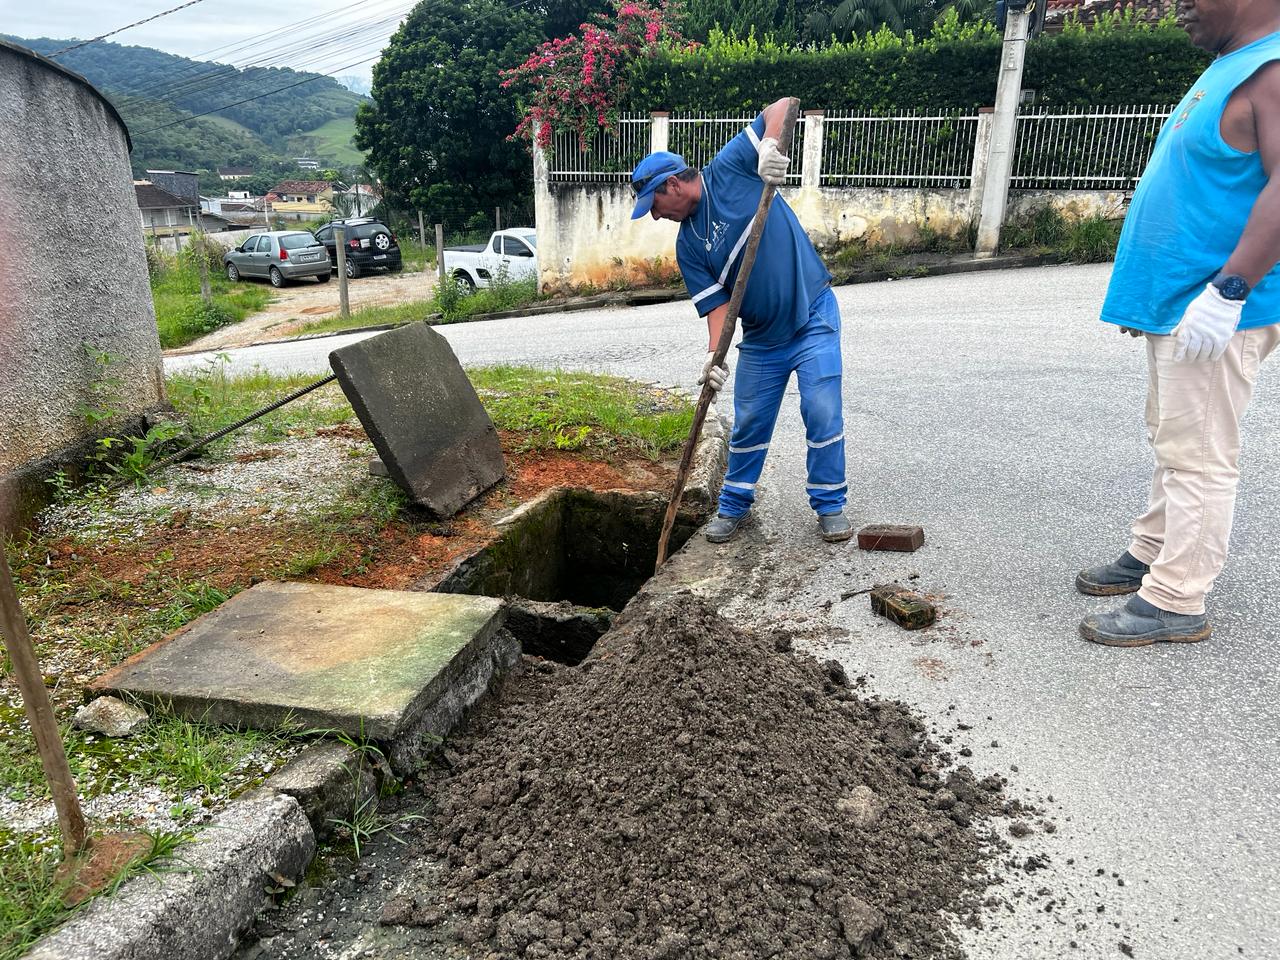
top-left (501, 0), bottom-right (692, 151)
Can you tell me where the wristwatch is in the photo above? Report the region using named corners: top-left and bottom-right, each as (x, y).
top-left (1212, 272), bottom-right (1251, 301)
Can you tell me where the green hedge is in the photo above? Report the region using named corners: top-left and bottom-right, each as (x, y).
top-left (624, 16), bottom-right (1211, 113)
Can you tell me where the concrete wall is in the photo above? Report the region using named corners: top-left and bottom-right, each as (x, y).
top-left (533, 177), bottom-right (1125, 292)
top-left (0, 41), bottom-right (166, 529)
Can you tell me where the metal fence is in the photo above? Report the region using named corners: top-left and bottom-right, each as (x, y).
top-left (1011, 105), bottom-right (1172, 189)
top-left (548, 114), bottom-right (652, 183)
top-left (545, 105), bottom-right (1175, 191)
top-left (820, 110), bottom-right (980, 188)
top-left (668, 113), bottom-right (805, 186)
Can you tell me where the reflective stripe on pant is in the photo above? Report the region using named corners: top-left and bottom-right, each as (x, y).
top-left (719, 288), bottom-right (846, 517)
top-left (1127, 324), bottom-right (1280, 614)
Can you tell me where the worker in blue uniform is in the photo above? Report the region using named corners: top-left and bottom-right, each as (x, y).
top-left (630, 98), bottom-right (853, 543)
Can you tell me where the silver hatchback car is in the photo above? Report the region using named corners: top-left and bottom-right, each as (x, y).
top-left (224, 231), bottom-right (331, 287)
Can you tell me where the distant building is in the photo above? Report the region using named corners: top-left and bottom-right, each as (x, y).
top-left (144, 169), bottom-right (199, 207)
top-left (335, 183), bottom-right (380, 217)
top-left (268, 180), bottom-right (335, 220)
top-left (135, 181), bottom-right (197, 236)
top-left (293, 156), bottom-right (321, 171)
top-left (1044, 0), bottom-right (1174, 30)
top-left (217, 165), bottom-right (253, 181)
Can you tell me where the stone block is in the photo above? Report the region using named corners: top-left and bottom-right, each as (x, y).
top-left (857, 524), bottom-right (925, 552)
top-left (90, 581), bottom-right (506, 741)
top-left (870, 584), bottom-right (937, 630)
top-left (329, 324), bottom-right (504, 517)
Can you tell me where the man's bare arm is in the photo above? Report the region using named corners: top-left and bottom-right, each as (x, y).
top-left (705, 303), bottom-right (730, 352)
top-left (1222, 64), bottom-right (1280, 287)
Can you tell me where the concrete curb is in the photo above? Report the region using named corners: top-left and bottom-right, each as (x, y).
top-left (26, 792), bottom-right (314, 960)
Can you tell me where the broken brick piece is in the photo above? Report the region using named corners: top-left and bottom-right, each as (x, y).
top-left (870, 584), bottom-right (937, 630)
top-left (857, 524), bottom-right (925, 552)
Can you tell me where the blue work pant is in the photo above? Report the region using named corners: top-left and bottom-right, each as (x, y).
top-left (719, 288), bottom-right (846, 517)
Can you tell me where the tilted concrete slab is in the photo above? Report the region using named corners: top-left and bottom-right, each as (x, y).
top-left (90, 581), bottom-right (506, 741)
top-left (328, 323), bottom-right (505, 517)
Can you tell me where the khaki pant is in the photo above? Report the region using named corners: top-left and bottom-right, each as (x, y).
top-left (1128, 325), bottom-right (1280, 614)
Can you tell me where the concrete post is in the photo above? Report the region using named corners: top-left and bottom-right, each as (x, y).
top-left (650, 111), bottom-right (670, 154)
top-left (334, 225), bottom-right (350, 318)
top-left (975, 7), bottom-right (1031, 258)
top-left (968, 108), bottom-right (996, 217)
top-left (801, 111), bottom-right (824, 189)
top-left (532, 120), bottom-right (554, 291)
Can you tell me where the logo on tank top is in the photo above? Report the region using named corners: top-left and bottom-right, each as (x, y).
top-left (1173, 90), bottom-right (1206, 130)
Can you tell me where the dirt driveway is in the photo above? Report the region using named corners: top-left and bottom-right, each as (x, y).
top-left (171, 268), bottom-right (438, 354)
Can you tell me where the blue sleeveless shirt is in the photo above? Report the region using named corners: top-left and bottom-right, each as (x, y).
top-left (1101, 31), bottom-right (1280, 332)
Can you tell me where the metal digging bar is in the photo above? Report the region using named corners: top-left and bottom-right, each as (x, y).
top-left (655, 98), bottom-right (801, 571)
top-left (119, 372), bottom-right (338, 487)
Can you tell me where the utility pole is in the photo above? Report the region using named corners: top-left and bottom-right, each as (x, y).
top-left (0, 546), bottom-right (86, 857)
top-left (975, 1), bottom-right (1032, 258)
top-left (334, 224), bottom-right (350, 319)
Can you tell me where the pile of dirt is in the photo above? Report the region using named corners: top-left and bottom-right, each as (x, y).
top-left (401, 595), bottom-right (1006, 959)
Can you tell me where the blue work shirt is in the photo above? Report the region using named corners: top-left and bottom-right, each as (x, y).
top-left (1101, 31), bottom-right (1280, 332)
top-left (677, 114), bottom-right (832, 346)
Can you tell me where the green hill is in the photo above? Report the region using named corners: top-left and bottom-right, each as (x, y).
top-left (5, 34), bottom-right (367, 177)
top-left (288, 117), bottom-right (365, 168)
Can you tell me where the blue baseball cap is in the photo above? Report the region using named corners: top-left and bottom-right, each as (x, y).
top-left (630, 151), bottom-right (689, 220)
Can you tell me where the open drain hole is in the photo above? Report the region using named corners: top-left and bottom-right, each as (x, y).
top-left (436, 488), bottom-right (701, 664)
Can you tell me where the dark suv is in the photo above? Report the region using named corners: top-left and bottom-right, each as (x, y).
top-left (313, 218), bottom-right (402, 278)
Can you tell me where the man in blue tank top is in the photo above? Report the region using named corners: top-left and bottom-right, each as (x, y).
top-left (1078, 1), bottom-right (1280, 646)
top-left (629, 98), bottom-right (851, 544)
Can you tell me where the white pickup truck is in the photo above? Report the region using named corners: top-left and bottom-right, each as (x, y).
top-left (441, 228), bottom-right (538, 292)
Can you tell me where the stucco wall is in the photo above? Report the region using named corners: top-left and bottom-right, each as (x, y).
top-left (0, 42), bottom-right (165, 527)
top-left (534, 176), bottom-right (1128, 292)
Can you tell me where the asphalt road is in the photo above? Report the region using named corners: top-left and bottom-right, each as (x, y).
top-left (179, 264), bottom-right (1280, 959)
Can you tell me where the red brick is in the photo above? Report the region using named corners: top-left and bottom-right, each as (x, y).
top-left (857, 524), bottom-right (925, 553)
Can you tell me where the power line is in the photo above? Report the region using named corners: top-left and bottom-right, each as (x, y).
top-left (47, 0), bottom-right (209, 58)
top-left (133, 0), bottom-right (542, 135)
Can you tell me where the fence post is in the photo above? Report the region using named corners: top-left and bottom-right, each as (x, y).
top-left (436, 223), bottom-right (446, 288)
top-left (975, 6), bottom-right (1032, 257)
top-left (801, 111), bottom-right (824, 189)
top-left (968, 108), bottom-right (996, 217)
top-left (650, 111), bottom-right (670, 154)
top-left (417, 210), bottom-right (425, 246)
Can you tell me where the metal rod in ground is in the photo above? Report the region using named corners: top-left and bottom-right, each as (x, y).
top-left (656, 99), bottom-right (801, 571)
top-left (136, 373), bottom-right (338, 481)
top-left (0, 543), bottom-right (87, 857)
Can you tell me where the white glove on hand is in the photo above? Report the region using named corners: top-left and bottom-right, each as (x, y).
top-left (698, 352), bottom-right (729, 393)
top-left (1172, 284), bottom-right (1244, 362)
top-left (757, 137), bottom-right (790, 185)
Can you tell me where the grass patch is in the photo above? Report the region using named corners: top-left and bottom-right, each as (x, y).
top-left (398, 239), bottom-right (435, 273)
top-left (0, 827), bottom-right (194, 960)
top-left (1001, 207), bottom-right (1123, 262)
top-left (150, 240), bottom-right (273, 350)
top-left (470, 366), bottom-right (693, 459)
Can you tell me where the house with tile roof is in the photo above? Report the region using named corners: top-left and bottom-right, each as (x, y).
top-left (268, 179), bottom-right (335, 220)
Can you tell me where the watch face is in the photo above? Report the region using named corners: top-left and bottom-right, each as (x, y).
top-left (1215, 275), bottom-right (1250, 301)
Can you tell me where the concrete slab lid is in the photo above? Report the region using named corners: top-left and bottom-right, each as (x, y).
top-left (90, 582), bottom-right (505, 740)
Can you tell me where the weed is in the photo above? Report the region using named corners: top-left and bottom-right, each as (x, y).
top-left (327, 794), bottom-right (424, 859)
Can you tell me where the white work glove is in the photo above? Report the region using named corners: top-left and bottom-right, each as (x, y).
top-left (757, 137), bottom-right (790, 185)
top-left (698, 352), bottom-right (729, 393)
top-left (1172, 284), bottom-right (1244, 362)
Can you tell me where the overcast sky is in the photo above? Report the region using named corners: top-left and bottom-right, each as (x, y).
top-left (6, 0), bottom-right (410, 84)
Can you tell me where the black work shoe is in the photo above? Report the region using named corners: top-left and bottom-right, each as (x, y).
top-left (1079, 594), bottom-right (1211, 647)
top-left (1076, 550), bottom-right (1149, 596)
top-left (817, 512), bottom-right (854, 543)
top-left (705, 512), bottom-right (750, 544)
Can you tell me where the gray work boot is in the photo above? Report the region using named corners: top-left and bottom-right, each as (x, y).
top-left (817, 511), bottom-right (854, 543)
top-left (705, 512), bottom-right (750, 544)
top-left (1076, 550), bottom-right (1149, 596)
top-left (1079, 594), bottom-right (1211, 647)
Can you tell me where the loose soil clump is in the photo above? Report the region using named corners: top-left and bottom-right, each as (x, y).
top-left (405, 595), bottom-right (1005, 959)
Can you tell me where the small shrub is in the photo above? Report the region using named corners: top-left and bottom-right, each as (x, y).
top-left (1064, 216), bottom-right (1123, 262)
